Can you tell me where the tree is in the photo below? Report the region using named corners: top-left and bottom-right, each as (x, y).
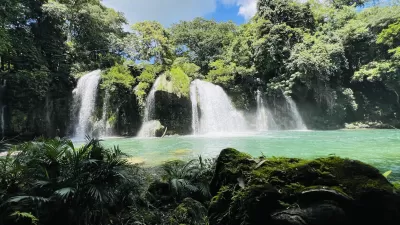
top-left (42, 0), bottom-right (127, 71)
top-left (328, 0), bottom-right (366, 8)
top-left (287, 34), bottom-right (347, 96)
top-left (170, 18), bottom-right (237, 73)
top-left (257, 0), bottom-right (315, 29)
top-left (353, 19), bottom-right (400, 103)
top-left (125, 21), bottom-right (174, 66)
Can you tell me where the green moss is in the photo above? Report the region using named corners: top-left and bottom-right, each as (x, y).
top-left (169, 198), bottom-right (207, 225)
top-left (209, 149), bottom-right (397, 225)
top-left (157, 67), bottom-right (191, 97)
top-left (134, 64), bottom-right (164, 107)
top-left (393, 181), bottom-right (400, 191)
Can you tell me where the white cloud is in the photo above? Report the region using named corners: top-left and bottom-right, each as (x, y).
top-left (236, 0), bottom-right (258, 20)
top-left (102, 0), bottom-right (258, 27)
top-left (220, 0), bottom-right (258, 20)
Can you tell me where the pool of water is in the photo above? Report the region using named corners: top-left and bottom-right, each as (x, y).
top-left (100, 130), bottom-right (400, 180)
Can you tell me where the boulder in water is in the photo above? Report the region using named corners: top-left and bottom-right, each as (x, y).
top-left (209, 148), bottom-right (400, 225)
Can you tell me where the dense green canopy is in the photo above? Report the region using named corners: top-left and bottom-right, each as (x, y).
top-left (1, 0), bottom-right (400, 137)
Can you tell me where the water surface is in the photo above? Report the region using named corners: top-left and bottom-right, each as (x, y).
top-left (101, 130), bottom-right (400, 180)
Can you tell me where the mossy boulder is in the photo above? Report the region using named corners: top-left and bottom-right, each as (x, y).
top-left (154, 70), bottom-right (192, 135)
top-left (209, 148), bottom-right (400, 225)
top-left (169, 198), bottom-right (207, 225)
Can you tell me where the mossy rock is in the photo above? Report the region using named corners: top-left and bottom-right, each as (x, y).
top-left (209, 148), bottom-right (400, 225)
top-left (169, 198), bottom-right (207, 225)
top-left (154, 90), bottom-right (191, 135)
top-left (152, 70), bottom-right (192, 135)
top-left (156, 68), bottom-right (190, 98)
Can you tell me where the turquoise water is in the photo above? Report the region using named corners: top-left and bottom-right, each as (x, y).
top-left (101, 130), bottom-right (400, 180)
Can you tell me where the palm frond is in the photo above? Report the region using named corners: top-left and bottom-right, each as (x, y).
top-left (54, 187), bottom-right (76, 199)
top-left (6, 196), bottom-right (50, 205)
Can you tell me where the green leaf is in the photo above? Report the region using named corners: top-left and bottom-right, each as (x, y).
top-left (383, 170), bottom-right (392, 178)
top-left (11, 211), bottom-right (39, 225)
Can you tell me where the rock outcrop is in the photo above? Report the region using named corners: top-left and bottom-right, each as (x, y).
top-left (154, 70), bottom-right (192, 135)
top-left (209, 148), bottom-right (400, 225)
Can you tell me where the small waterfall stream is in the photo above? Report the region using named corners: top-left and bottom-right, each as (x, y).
top-left (100, 90), bottom-right (111, 136)
top-left (0, 80), bottom-right (6, 137)
top-left (190, 82), bottom-right (200, 135)
top-left (284, 95), bottom-right (307, 130)
top-left (190, 79), bottom-right (247, 134)
top-left (138, 76), bottom-right (162, 137)
top-left (72, 70), bottom-right (101, 139)
top-left (255, 90), bottom-right (277, 131)
top-left (1, 106), bottom-right (5, 136)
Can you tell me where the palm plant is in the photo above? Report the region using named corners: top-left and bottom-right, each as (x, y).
top-left (161, 156), bottom-right (215, 200)
top-left (162, 159), bottom-right (199, 198)
top-left (0, 138), bottom-right (130, 225)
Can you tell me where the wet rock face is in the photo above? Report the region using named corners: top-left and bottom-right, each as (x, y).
top-left (208, 148), bottom-right (400, 225)
top-left (154, 90), bottom-right (192, 135)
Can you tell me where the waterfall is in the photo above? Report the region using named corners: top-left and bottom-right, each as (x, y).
top-left (45, 95), bottom-right (53, 135)
top-left (190, 79), bottom-right (247, 134)
top-left (137, 120), bottom-right (163, 137)
top-left (0, 80), bottom-right (6, 137)
top-left (1, 106), bottom-right (5, 136)
top-left (100, 90), bottom-right (112, 136)
top-left (190, 82), bottom-right (200, 135)
top-left (72, 70), bottom-right (101, 139)
top-left (92, 90), bottom-right (113, 137)
top-left (284, 95), bottom-right (307, 130)
top-left (137, 76), bottom-right (162, 137)
top-left (142, 76), bottom-right (161, 123)
top-left (255, 90), bottom-right (277, 131)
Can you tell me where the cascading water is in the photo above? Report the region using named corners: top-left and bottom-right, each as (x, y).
top-left (100, 90), bottom-right (112, 136)
top-left (45, 95), bottom-right (53, 134)
top-left (138, 76), bottom-right (162, 137)
top-left (284, 95), bottom-right (307, 130)
top-left (1, 106), bottom-right (5, 136)
top-left (0, 80), bottom-right (6, 137)
top-left (92, 90), bottom-right (113, 137)
top-left (190, 83), bottom-right (200, 135)
top-left (72, 70), bottom-right (101, 139)
top-left (190, 79), bottom-right (247, 134)
top-left (255, 90), bottom-right (277, 131)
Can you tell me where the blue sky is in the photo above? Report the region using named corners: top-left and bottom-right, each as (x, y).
top-left (102, 0), bottom-right (256, 28)
top-left (204, 1), bottom-right (246, 24)
top-left (102, 0), bottom-right (393, 29)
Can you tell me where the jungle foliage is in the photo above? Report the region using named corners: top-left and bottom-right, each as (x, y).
top-left (1, 0), bottom-right (400, 138)
top-left (0, 138), bottom-right (215, 225)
